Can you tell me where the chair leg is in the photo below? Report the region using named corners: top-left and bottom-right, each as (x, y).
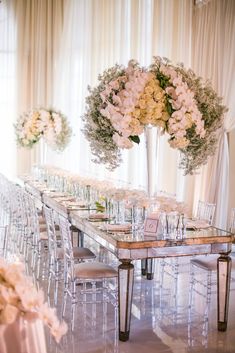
top-left (47, 264), bottom-right (53, 297)
top-left (62, 289), bottom-right (68, 317)
top-left (188, 262), bottom-right (195, 329)
top-left (54, 261), bottom-right (60, 305)
top-left (206, 271), bottom-right (212, 304)
top-left (173, 259), bottom-right (179, 297)
top-left (36, 252), bottom-right (41, 280)
top-left (25, 238), bottom-right (30, 262)
top-left (71, 280), bottom-right (77, 331)
top-left (31, 247), bottom-right (35, 269)
top-left (92, 282), bottom-right (97, 328)
top-left (62, 272), bottom-right (68, 318)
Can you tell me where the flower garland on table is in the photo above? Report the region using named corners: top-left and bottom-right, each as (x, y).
top-left (15, 109), bottom-right (72, 151)
top-left (82, 57), bottom-right (227, 174)
top-left (0, 259), bottom-right (67, 343)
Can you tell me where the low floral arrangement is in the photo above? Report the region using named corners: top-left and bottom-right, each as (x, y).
top-left (15, 109), bottom-right (72, 151)
top-left (83, 56), bottom-right (227, 174)
top-left (0, 259), bottom-right (67, 343)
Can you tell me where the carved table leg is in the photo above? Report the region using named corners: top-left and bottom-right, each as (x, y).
top-left (217, 254), bottom-right (231, 331)
top-left (118, 259), bottom-right (134, 341)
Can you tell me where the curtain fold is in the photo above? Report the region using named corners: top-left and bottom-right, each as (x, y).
top-left (13, 0), bottom-right (64, 174)
top-left (2, 0), bottom-right (193, 194)
top-left (50, 0), bottom-right (193, 194)
top-left (191, 0), bottom-right (235, 227)
top-left (0, 0), bottom-right (16, 179)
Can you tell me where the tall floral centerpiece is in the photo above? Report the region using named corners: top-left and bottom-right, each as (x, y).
top-left (82, 57), bottom-right (227, 175)
top-left (15, 109), bottom-right (72, 151)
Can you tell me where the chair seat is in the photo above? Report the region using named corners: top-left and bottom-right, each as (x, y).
top-left (39, 226), bottom-right (60, 240)
top-left (73, 247), bottom-right (96, 259)
top-left (38, 217), bottom-right (60, 230)
top-left (74, 262), bottom-right (118, 279)
top-left (39, 224), bottom-right (47, 232)
top-left (191, 253), bottom-right (235, 271)
top-left (56, 247), bottom-right (96, 260)
top-left (39, 216), bottom-right (45, 224)
top-left (40, 231), bottom-right (48, 240)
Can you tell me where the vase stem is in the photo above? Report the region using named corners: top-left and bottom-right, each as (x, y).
top-left (145, 126), bottom-right (160, 198)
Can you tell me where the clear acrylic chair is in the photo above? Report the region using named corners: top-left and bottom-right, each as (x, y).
top-left (0, 178), bottom-right (22, 254)
top-left (0, 176), bottom-right (10, 256)
top-left (190, 206), bottom-right (235, 281)
top-left (0, 178), bottom-right (41, 261)
top-left (188, 207), bottom-right (235, 326)
top-left (160, 201), bottom-right (217, 298)
top-left (196, 200), bottom-right (216, 225)
top-left (58, 214), bottom-right (118, 331)
top-left (229, 208), bottom-right (235, 237)
top-left (0, 174), bottom-right (11, 227)
top-left (20, 190), bottom-right (38, 261)
top-left (23, 192), bottom-right (49, 279)
top-left (43, 205), bottom-right (96, 305)
top-left (9, 185), bottom-right (28, 254)
top-left (0, 225), bottom-right (8, 258)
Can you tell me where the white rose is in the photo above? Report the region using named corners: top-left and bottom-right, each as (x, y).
top-left (112, 133), bottom-right (133, 149)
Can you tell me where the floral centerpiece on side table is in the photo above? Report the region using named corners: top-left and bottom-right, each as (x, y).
top-left (0, 259), bottom-right (67, 344)
top-left (15, 109), bottom-right (72, 151)
top-left (82, 57), bottom-right (227, 174)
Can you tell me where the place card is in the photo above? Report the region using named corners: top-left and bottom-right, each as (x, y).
top-left (144, 216), bottom-right (159, 236)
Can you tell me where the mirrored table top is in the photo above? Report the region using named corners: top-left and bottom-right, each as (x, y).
top-left (23, 179), bottom-right (234, 250)
top-left (70, 210), bottom-right (234, 249)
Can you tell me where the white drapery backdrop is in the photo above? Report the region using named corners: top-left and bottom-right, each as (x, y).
top-left (0, 0), bottom-right (16, 179)
top-left (49, 0), bottom-right (193, 197)
top-left (1, 0), bottom-right (235, 225)
top-left (14, 0), bottom-right (64, 175)
top-left (191, 0), bottom-right (235, 227)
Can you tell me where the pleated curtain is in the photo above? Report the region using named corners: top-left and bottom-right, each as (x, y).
top-left (1, 0), bottom-right (235, 227)
top-left (191, 0), bottom-right (235, 227)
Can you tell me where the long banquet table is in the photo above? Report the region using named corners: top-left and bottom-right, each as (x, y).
top-left (24, 179), bottom-right (234, 342)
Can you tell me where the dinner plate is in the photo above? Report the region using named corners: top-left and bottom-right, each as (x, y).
top-left (44, 192), bottom-right (66, 198)
top-left (88, 213), bottom-right (110, 222)
top-left (103, 223), bottom-right (132, 233)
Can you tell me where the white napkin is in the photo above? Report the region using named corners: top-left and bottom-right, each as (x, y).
top-left (56, 196), bottom-right (76, 202)
top-left (44, 192), bottom-right (65, 197)
top-left (186, 219), bottom-right (210, 229)
top-left (88, 213), bottom-right (109, 220)
top-left (104, 223), bottom-right (131, 232)
top-left (66, 202), bottom-right (86, 208)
